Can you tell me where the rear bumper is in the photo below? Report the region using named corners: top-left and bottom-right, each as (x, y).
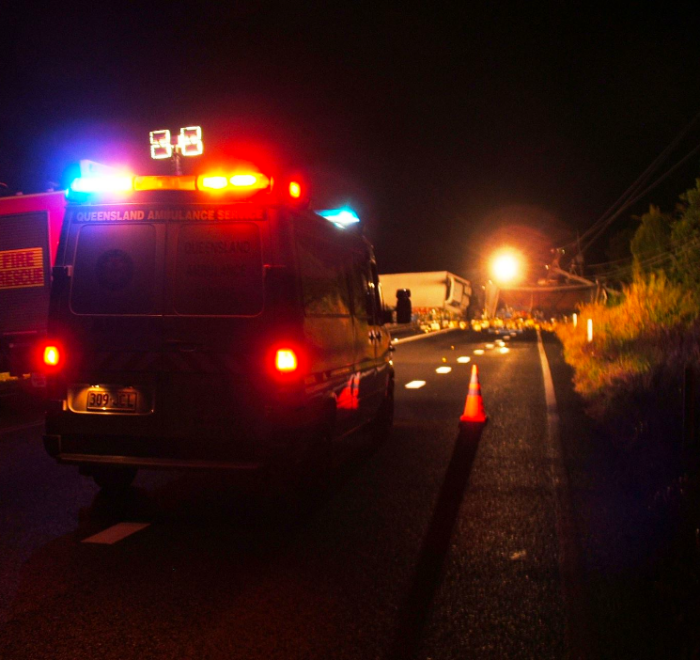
top-left (46, 447), bottom-right (263, 471)
top-left (43, 384), bottom-right (329, 471)
top-left (44, 429), bottom-right (268, 467)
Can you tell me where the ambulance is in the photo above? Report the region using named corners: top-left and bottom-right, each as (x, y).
top-left (42, 158), bottom-right (407, 491)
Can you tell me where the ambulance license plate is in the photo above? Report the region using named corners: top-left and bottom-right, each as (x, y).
top-left (86, 388), bottom-right (137, 413)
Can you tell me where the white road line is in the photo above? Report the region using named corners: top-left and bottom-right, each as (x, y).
top-left (82, 522), bottom-right (151, 545)
top-left (536, 329), bottom-right (593, 659)
top-left (405, 380), bottom-right (427, 389)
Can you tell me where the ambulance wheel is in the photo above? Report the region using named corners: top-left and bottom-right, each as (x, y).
top-left (92, 466), bottom-right (137, 492)
top-left (371, 385), bottom-right (394, 444)
top-left (266, 425), bottom-right (331, 498)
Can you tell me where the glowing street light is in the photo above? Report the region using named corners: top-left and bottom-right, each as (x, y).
top-left (490, 248), bottom-right (524, 284)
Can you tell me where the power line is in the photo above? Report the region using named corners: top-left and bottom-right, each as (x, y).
top-left (591, 232), bottom-right (700, 280)
top-left (580, 140), bottom-right (700, 254)
top-left (563, 108), bottom-right (700, 255)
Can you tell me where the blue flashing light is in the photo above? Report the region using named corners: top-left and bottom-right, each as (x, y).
top-left (69, 174), bottom-right (134, 194)
top-left (317, 207), bottom-right (360, 228)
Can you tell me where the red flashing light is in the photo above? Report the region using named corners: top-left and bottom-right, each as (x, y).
top-left (43, 345), bottom-right (60, 366)
top-left (275, 348), bottom-right (298, 373)
top-left (41, 343), bottom-right (63, 371)
top-left (289, 181), bottom-right (302, 199)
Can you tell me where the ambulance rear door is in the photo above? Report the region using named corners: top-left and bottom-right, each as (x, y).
top-left (64, 213), bottom-right (167, 444)
top-left (158, 212), bottom-right (270, 460)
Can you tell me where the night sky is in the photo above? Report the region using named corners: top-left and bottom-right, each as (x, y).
top-left (2, 3), bottom-right (700, 282)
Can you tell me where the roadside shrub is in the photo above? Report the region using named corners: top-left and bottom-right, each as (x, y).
top-left (556, 273), bottom-right (700, 418)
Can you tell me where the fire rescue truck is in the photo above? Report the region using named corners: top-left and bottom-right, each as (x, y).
top-left (0, 190), bottom-right (66, 381)
top-left (42, 130), bottom-right (409, 491)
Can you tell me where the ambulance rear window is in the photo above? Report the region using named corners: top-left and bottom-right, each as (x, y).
top-left (173, 222), bottom-right (263, 316)
top-left (71, 224), bottom-right (157, 315)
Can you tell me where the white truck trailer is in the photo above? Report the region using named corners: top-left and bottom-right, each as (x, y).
top-left (379, 271), bottom-right (471, 329)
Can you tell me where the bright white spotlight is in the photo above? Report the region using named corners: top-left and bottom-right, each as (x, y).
top-left (490, 249), bottom-right (524, 284)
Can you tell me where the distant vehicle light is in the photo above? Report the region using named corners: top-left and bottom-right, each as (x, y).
top-left (70, 175), bottom-right (134, 193)
top-left (289, 181), bottom-right (302, 199)
top-left (43, 345), bottom-right (61, 368)
top-left (275, 348), bottom-right (298, 373)
top-left (317, 208), bottom-right (360, 228)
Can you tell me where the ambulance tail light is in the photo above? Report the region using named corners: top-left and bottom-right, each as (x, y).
top-left (275, 348), bottom-right (298, 373)
top-left (41, 342), bottom-right (64, 372)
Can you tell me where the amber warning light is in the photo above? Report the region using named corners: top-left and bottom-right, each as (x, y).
top-left (198, 172), bottom-right (271, 192)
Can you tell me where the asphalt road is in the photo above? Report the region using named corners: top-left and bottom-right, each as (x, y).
top-left (0, 330), bottom-right (682, 659)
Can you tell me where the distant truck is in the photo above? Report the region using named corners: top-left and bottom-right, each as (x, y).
top-left (379, 271), bottom-right (471, 328)
top-left (0, 191), bottom-right (66, 379)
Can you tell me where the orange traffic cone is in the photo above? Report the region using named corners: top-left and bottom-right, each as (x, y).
top-left (459, 364), bottom-right (487, 425)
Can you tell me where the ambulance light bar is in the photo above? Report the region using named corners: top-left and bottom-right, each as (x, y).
top-left (317, 208), bottom-right (360, 227)
top-left (135, 176), bottom-right (196, 191)
top-left (70, 174), bottom-right (134, 193)
top-left (197, 173), bottom-right (271, 192)
top-left (69, 172), bottom-right (273, 195)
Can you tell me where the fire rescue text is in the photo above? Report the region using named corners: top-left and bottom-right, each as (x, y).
top-left (0, 248), bottom-right (44, 289)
